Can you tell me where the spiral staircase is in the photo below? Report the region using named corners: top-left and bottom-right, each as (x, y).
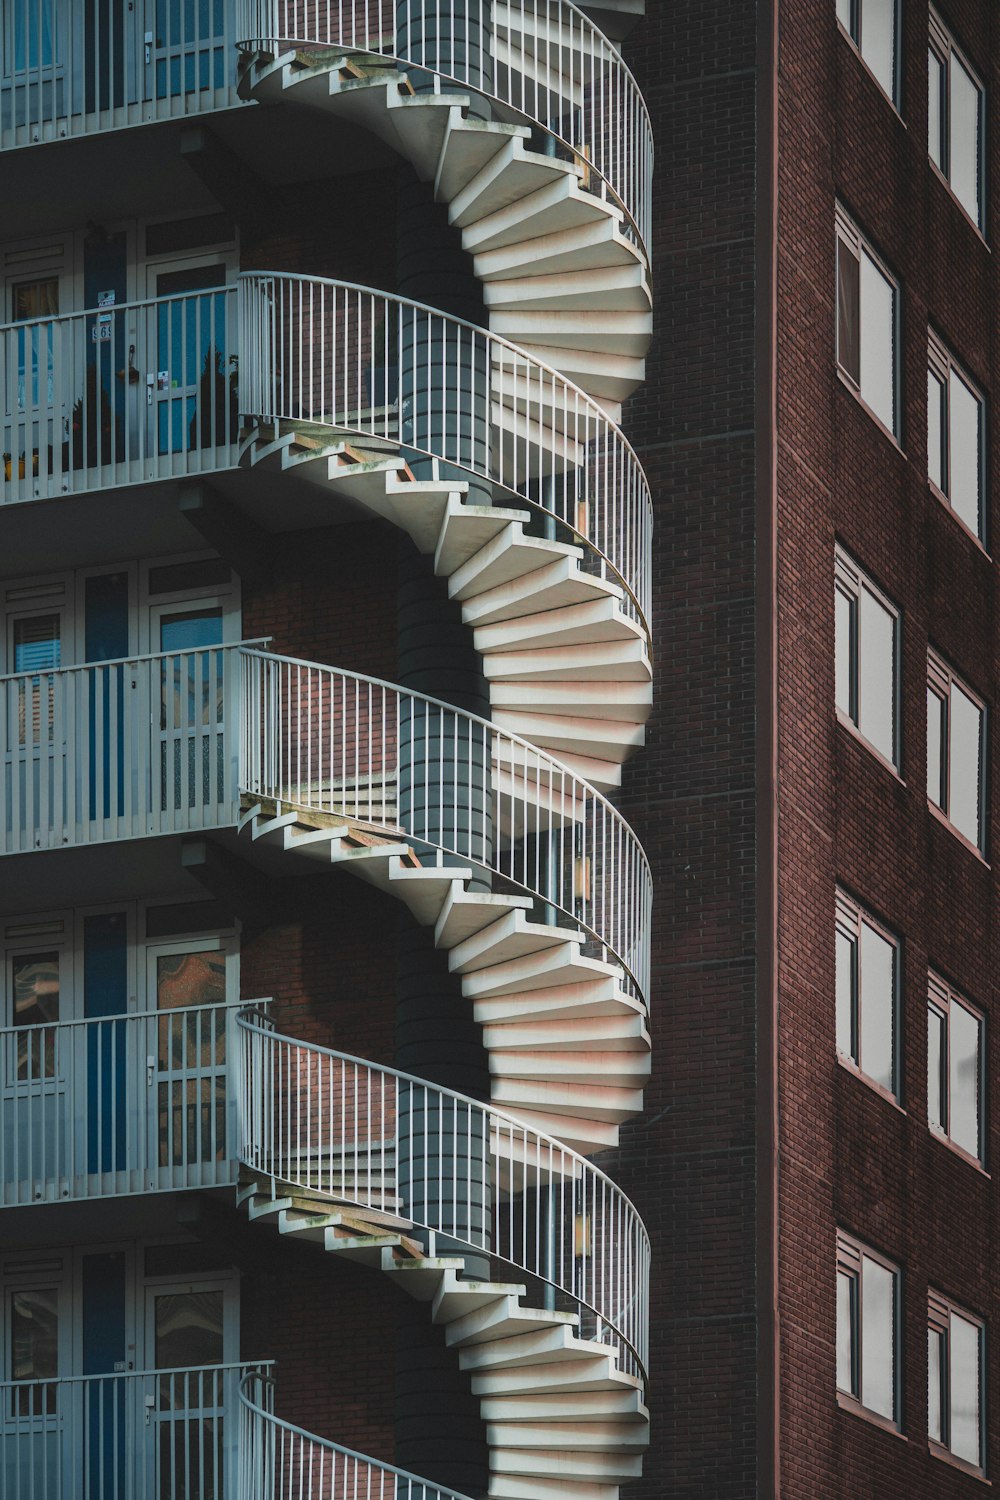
top-left (230, 3), bottom-right (653, 1496)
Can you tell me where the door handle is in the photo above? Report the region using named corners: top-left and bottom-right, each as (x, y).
top-left (145, 31), bottom-right (153, 64)
top-left (147, 1054), bottom-right (155, 1086)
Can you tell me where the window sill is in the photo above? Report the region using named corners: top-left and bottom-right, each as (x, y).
top-left (928, 160), bottom-right (990, 250)
top-left (929, 1125), bottom-right (990, 1179)
top-left (927, 480), bottom-right (990, 558)
top-left (836, 24), bottom-right (904, 123)
top-left (836, 1052), bottom-right (905, 1114)
top-left (836, 369), bottom-right (905, 457)
top-left (837, 1390), bottom-right (906, 1439)
top-left (929, 1440), bottom-right (990, 1483)
top-left (835, 711), bottom-right (905, 784)
top-left (927, 799), bottom-right (989, 867)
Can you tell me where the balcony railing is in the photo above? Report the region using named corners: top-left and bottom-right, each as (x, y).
top-left (0, 1000), bottom-right (264, 1206)
top-left (236, 0), bottom-right (653, 251)
top-left (239, 273), bottom-right (653, 628)
top-left (240, 1372), bottom-right (475, 1500)
top-left (0, 1360), bottom-right (272, 1500)
top-left (0, 0), bottom-right (241, 150)
top-left (240, 650), bottom-right (651, 1005)
top-left (0, 284), bottom-right (238, 505)
top-left (236, 1010), bottom-right (651, 1381)
top-left (0, 641), bottom-right (253, 855)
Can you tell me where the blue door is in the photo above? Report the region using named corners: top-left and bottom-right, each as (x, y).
top-left (83, 912), bottom-right (128, 1178)
top-left (85, 571), bottom-right (129, 825)
top-left (82, 1252), bottom-right (128, 1500)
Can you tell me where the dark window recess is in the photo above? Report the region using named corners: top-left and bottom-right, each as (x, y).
top-left (147, 558), bottom-right (231, 597)
top-left (144, 900), bottom-right (233, 940)
top-left (144, 1241), bottom-right (236, 1278)
top-left (145, 214), bottom-right (235, 258)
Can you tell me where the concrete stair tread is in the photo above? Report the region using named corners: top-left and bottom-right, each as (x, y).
top-left (446, 909), bottom-right (584, 973)
top-left (482, 1013), bottom-right (650, 1052)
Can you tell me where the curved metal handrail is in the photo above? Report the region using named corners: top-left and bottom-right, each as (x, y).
top-left (239, 1372), bottom-right (478, 1500)
top-left (235, 0), bottom-right (653, 252)
top-left (239, 272), bottom-right (652, 629)
top-left (238, 647), bottom-right (652, 1005)
top-left (235, 1011), bottom-right (651, 1380)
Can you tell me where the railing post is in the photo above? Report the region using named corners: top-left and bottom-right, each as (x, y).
top-left (396, 0), bottom-right (494, 102)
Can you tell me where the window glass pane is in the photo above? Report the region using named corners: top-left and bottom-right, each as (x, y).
top-left (837, 0), bottom-right (852, 31)
top-left (837, 1269), bottom-right (856, 1393)
top-left (950, 54), bottom-right (981, 225)
top-left (861, 1256), bottom-right (895, 1419)
top-left (13, 615), bottom-right (60, 674)
top-left (949, 683), bottom-right (982, 848)
top-left (949, 369), bottom-right (982, 536)
top-left (950, 1313), bottom-right (981, 1465)
top-left (835, 585), bottom-right (854, 720)
top-left (928, 49), bottom-right (945, 168)
top-left (858, 585), bottom-right (895, 762)
top-left (837, 240), bottom-right (861, 385)
top-left (863, 0), bottom-right (895, 99)
top-left (836, 929), bottom-right (856, 1060)
top-left (927, 369), bottom-right (945, 492)
top-left (10, 1288), bottom-right (58, 1381)
top-left (927, 686), bottom-right (945, 807)
top-left (12, 952), bottom-right (59, 1080)
top-left (859, 250), bottom-right (895, 433)
top-left (154, 1289), bottom-right (224, 1369)
top-left (860, 921), bottom-right (894, 1091)
top-left (928, 1326), bottom-right (944, 1442)
top-left (928, 1004), bottom-right (946, 1134)
top-left (950, 1001), bottom-right (981, 1159)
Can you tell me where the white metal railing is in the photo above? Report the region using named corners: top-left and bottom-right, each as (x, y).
top-left (239, 1372), bottom-right (476, 1500)
top-left (0, 1000), bottom-right (258, 1205)
top-left (239, 272), bottom-right (652, 629)
top-left (0, 0), bottom-right (240, 150)
top-left (236, 1011), bottom-right (651, 1380)
top-left (0, 641), bottom-right (254, 855)
top-left (236, 0), bottom-right (652, 252)
top-left (0, 1361), bottom-right (273, 1500)
top-left (0, 285), bottom-right (238, 505)
top-left (239, 649), bottom-right (652, 1005)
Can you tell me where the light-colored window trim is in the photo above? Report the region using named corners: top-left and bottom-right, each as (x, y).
top-left (927, 329), bottom-right (987, 545)
top-left (836, 889), bottom-right (901, 1104)
top-left (835, 547), bottom-right (901, 769)
top-left (837, 1230), bottom-right (901, 1429)
top-left (928, 7), bottom-right (986, 232)
top-left (929, 1288), bottom-right (987, 1474)
top-left (927, 648), bottom-right (988, 855)
top-left (836, 204), bottom-right (901, 439)
top-left (836, 0), bottom-right (901, 109)
top-left (927, 972), bottom-right (986, 1171)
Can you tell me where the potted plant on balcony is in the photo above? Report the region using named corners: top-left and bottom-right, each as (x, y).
top-left (189, 346), bottom-right (238, 450)
top-left (65, 366), bottom-right (114, 470)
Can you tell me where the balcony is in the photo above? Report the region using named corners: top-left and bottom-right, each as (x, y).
top-left (1, 1361), bottom-right (271, 1500)
top-left (0, 284), bottom-right (238, 507)
top-left (0, 1000), bottom-right (255, 1206)
top-left (0, 0), bottom-right (242, 151)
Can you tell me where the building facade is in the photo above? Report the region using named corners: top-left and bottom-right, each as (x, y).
top-left (0, 2), bottom-right (656, 1498)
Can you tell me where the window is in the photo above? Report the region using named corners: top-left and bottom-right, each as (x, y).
top-left (928, 975), bottom-right (984, 1166)
top-left (837, 1232), bottom-right (899, 1425)
top-left (836, 0), bottom-right (898, 104)
top-left (836, 208), bottom-right (900, 437)
top-left (929, 1291), bottom-right (985, 1471)
top-left (928, 10), bottom-right (985, 229)
top-left (835, 550), bottom-right (899, 766)
top-left (927, 650), bottom-right (986, 852)
top-left (928, 332), bottom-right (986, 542)
top-left (836, 892), bottom-right (899, 1098)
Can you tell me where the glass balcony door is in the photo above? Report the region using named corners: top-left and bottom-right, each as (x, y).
top-left (145, 258), bottom-right (234, 463)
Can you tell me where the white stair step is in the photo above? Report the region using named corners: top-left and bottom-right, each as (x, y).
top-left (433, 886), bottom-right (535, 948)
top-left (488, 1049), bottom-right (650, 1086)
top-left (446, 910), bottom-right (582, 974)
top-left (488, 1479), bottom-right (618, 1500)
top-left (460, 175), bottom-right (618, 255)
top-left (323, 1233), bottom-right (411, 1265)
top-left (490, 709), bottom-right (645, 757)
top-left (434, 110), bottom-right (531, 199)
top-left (473, 216), bottom-right (643, 281)
top-left (449, 527), bottom-right (581, 601)
top-left (490, 1077), bottom-right (642, 1123)
top-left (482, 1013), bottom-right (649, 1053)
top-left (486, 1419), bottom-right (648, 1451)
top-left (448, 138), bottom-right (577, 229)
top-left (380, 1252), bottom-right (466, 1301)
top-left (431, 1274), bottom-right (528, 1326)
top-left (386, 864), bottom-right (473, 923)
top-left (457, 1324), bottom-right (597, 1371)
top-left (459, 945), bottom-right (618, 999)
top-left (489, 680), bottom-right (652, 719)
top-left (482, 1389), bottom-right (646, 1422)
top-left (473, 979), bottom-right (640, 1024)
top-left (470, 1356), bottom-right (637, 1399)
top-left (483, 638), bottom-right (650, 682)
top-left (474, 599), bottom-right (646, 653)
top-left (484, 263), bottom-right (651, 313)
top-left (460, 555), bottom-right (622, 627)
top-left (435, 499), bottom-right (531, 574)
top-left (491, 1446), bottom-right (643, 1480)
top-left (445, 1298), bottom-right (576, 1349)
top-left (488, 1106), bottom-right (620, 1155)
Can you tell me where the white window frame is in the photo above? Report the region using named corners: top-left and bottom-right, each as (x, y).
top-left (929, 1289), bottom-right (986, 1473)
top-left (928, 8), bottom-right (986, 231)
top-left (927, 330), bottom-right (986, 545)
top-left (836, 891), bottom-right (900, 1102)
top-left (927, 973), bottom-right (985, 1169)
top-left (836, 205), bottom-right (901, 439)
top-left (927, 649), bottom-right (987, 855)
top-left (835, 548), bottom-right (900, 769)
top-left (837, 1230), bottom-right (901, 1428)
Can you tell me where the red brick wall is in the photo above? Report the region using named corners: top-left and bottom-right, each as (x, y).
top-left (776, 1), bottom-right (1000, 1496)
top-left (616, 4), bottom-right (763, 1496)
